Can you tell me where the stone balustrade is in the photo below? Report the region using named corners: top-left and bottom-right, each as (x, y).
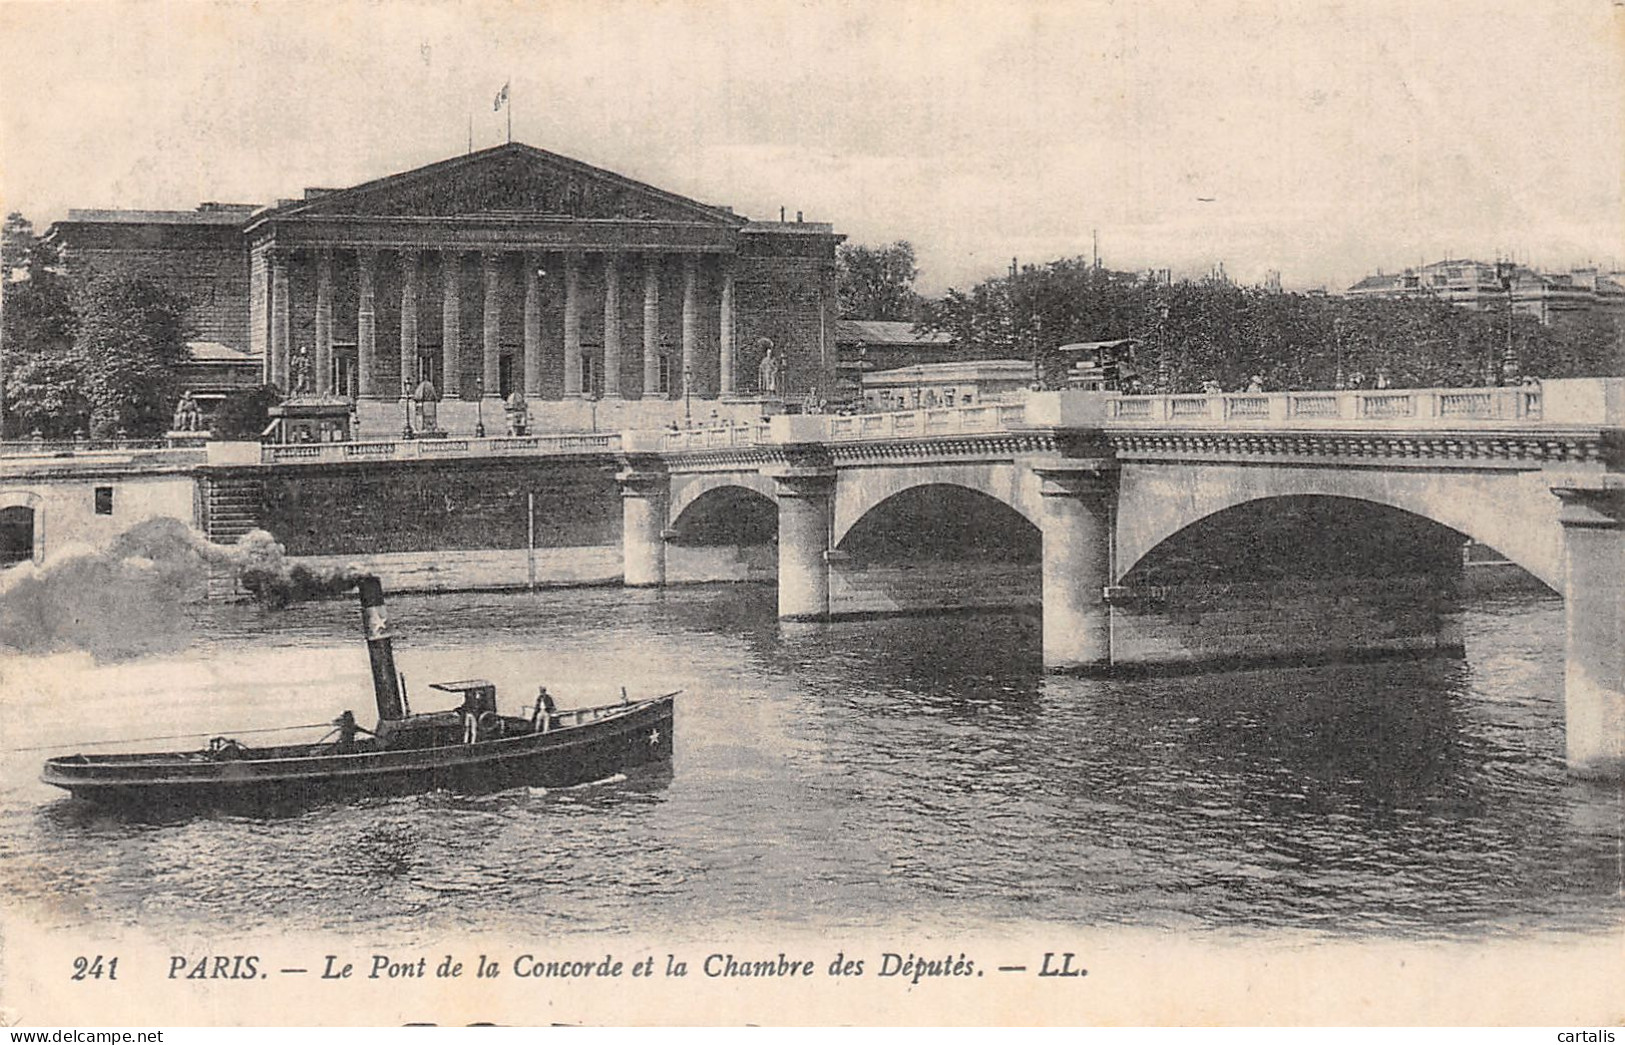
top-left (257, 432), bottom-right (622, 465)
top-left (1107, 385), bottom-right (1550, 426)
top-left (658, 423), bottom-right (773, 452)
top-left (0, 444), bottom-right (206, 475)
top-left (18, 379), bottom-right (1611, 475)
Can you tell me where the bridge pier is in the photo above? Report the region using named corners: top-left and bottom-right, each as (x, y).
top-left (1036, 463), bottom-right (1117, 672)
top-left (617, 467), bottom-right (669, 587)
top-left (770, 467), bottom-right (834, 620)
top-left (1553, 482), bottom-right (1625, 778)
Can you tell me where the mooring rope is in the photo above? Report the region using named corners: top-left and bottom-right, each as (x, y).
top-left (8, 721), bottom-right (337, 754)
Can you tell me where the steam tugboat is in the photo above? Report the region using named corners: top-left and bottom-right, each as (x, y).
top-left (41, 577), bottom-right (676, 809)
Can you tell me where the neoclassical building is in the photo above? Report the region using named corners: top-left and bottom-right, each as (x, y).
top-left (47, 143), bottom-right (842, 435)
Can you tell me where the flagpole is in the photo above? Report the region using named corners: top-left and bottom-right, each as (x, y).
top-left (467, 113), bottom-right (472, 154)
top-left (507, 78), bottom-right (512, 144)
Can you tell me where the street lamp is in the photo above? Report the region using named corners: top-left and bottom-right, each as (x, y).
top-left (1332, 318), bottom-right (1346, 391)
top-left (400, 379), bottom-right (415, 440)
top-left (1154, 301), bottom-right (1171, 394)
top-left (1030, 312), bottom-right (1044, 390)
top-left (474, 376), bottom-right (486, 438)
top-left (585, 390), bottom-right (600, 433)
top-left (682, 366), bottom-right (692, 424)
top-left (1495, 260), bottom-right (1518, 386)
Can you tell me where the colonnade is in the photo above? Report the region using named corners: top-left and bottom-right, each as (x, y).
top-left (262, 247), bottom-right (738, 400)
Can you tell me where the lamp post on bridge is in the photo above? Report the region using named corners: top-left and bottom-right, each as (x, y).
top-left (1154, 300), bottom-right (1171, 394)
top-left (1496, 260), bottom-right (1519, 386)
top-left (1030, 312), bottom-right (1044, 390)
top-left (1332, 317), bottom-right (1347, 391)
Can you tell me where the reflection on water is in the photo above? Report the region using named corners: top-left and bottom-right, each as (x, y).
top-left (1, 581), bottom-right (1620, 940)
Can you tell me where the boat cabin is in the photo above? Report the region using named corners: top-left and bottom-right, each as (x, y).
top-left (430, 679), bottom-right (499, 717)
top-left (371, 679), bottom-right (506, 749)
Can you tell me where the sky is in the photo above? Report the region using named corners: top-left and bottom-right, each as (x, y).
top-left (1, 0), bottom-right (1621, 295)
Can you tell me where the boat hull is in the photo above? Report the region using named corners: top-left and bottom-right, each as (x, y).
top-left (41, 696), bottom-right (674, 812)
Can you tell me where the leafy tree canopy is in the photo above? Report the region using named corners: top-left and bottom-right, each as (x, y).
top-left (74, 276), bottom-right (191, 438)
top-left (838, 241), bottom-right (922, 321)
top-left (918, 258), bottom-right (1624, 392)
top-left (2, 213), bottom-right (79, 437)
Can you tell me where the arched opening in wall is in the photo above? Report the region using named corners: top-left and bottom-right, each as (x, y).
top-left (1127, 495), bottom-right (1489, 586)
top-left (836, 484), bottom-right (1039, 615)
top-left (1116, 495), bottom-right (1547, 669)
top-left (667, 486), bottom-right (778, 584)
top-left (0, 505), bottom-right (36, 566)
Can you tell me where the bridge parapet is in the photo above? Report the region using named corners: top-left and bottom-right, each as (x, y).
top-left (251, 431), bottom-right (623, 466)
top-left (1102, 379), bottom-right (1623, 429)
top-left (822, 402), bottom-right (1030, 441)
top-left (659, 422), bottom-right (773, 452)
top-left (1107, 386), bottom-right (1545, 425)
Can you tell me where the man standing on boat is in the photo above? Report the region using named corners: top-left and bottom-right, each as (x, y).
top-left (460, 694), bottom-right (480, 744)
top-left (335, 711), bottom-right (359, 754)
top-left (532, 687), bottom-right (558, 733)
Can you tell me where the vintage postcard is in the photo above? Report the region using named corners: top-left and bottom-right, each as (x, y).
top-left (1, 0), bottom-right (1622, 1028)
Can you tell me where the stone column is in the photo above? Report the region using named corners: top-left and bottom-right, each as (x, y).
top-left (441, 251), bottom-right (462, 398)
top-left (719, 259), bottom-right (736, 396)
top-left (399, 249), bottom-right (420, 396)
top-left (1552, 483), bottom-right (1625, 778)
top-left (1035, 464), bottom-right (1117, 671)
top-left (523, 251), bottom-right (542, 396)
top-left (270, 249), bottom-right (291, 391)
top-left (617, 464), bottom-right (669, 587)
top-left (681, 254), bottom-right (699, 398)
top-left (602, 254), bottom-right (623, 398)
top-left (356, 249), bottom-right (377, 398)
top-left (771, 467), bottom-right (835, 620)
top-left (314, 249), bottom-right (334, 394)
top-left (481, 251), bottom-right (502, 400)
top-left (563, 252), bottom-right (583, 397)
top-left (642, 255), bottom-right (661, 398)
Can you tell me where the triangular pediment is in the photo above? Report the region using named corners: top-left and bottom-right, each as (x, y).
top-left (272, 143), bottom-right (744, 225)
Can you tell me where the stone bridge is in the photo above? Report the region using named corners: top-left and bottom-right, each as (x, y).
top-left (619, 380), bottom-right (1624, 776)
top-left (3, 380), bottom-right (1620, 775)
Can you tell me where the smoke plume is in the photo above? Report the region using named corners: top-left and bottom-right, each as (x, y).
top-left (0, 518), bottom-right (363, 660)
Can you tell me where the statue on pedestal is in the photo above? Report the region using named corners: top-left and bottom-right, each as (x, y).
top-left (290, 347), bottom-right (313, 394)
top-left (412, 379), bottom-right (440, 432)
top-left (171, 391), bottom-right (202, 432)
top-left (756, 338), bottom-right (780, 395)
top-left (505, 391), bottom-right (529, 436)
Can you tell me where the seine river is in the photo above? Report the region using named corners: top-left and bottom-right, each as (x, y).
top-left (2, 582), bottom-right (1622, 941)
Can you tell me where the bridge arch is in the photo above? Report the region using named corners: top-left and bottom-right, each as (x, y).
top-left (1114, 465), bottom-right (1564, 592)
top-left (832, 464), bottom-right (1039, 547)
top-left (836, 481), bottom-right (1041, 562)
top-left (668, 473), bottom-right (778, 532)
top-left (668, 480), bottom-right (778, 545)
top-left (0, 490), bottom-right (43, 566)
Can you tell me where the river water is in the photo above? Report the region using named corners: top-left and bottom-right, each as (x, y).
top-left (1, 582), bottom-right (1621, 942)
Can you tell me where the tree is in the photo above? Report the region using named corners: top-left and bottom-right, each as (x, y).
top-left (73, 276), bottom-right (190, 437)
top-left (919, 255), bottom-right (1625, 393)
top-left (837, 241), bottom-right (922, 321)
top-left (2, 212), bottom-right (80, 437)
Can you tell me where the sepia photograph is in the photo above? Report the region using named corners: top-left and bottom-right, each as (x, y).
top-left (0, 0), bottom-right (1622, 1028)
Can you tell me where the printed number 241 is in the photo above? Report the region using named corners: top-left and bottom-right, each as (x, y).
top-left (72, 956), bottom-right (117, 981)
